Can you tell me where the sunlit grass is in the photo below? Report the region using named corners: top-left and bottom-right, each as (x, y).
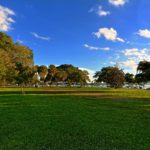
top-left (0, 88), bottom-right (150, 149)
top-left (0, 87), bottom-right (150, 98)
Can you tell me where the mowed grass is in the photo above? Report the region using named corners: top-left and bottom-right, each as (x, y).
top-left (0, 89), bottom-right (150, 149)
top-left (0, 87), bottom-right (150, 98)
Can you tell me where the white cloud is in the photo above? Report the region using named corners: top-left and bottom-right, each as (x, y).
top-left (90, 6), bottom-right (110, 17)
top-left (119, 48), bottom-right (150, 74)
top-left (16, 39), bottom-right (24, 44)
top-left (122, 48), bottom-right (150, 61)
top-left (79, 67), bottom-right (96, 82)
top-left (0, 5), bottom-right (15, 31)
top-left (110, 61), bottom-right (116, 65)
top-left (93, 27), bottom-right (124, 42)
top-left (137, 29), bottom-right (150, 38)
top-left (119, 60), bottom-right (137, 74)
top-left (109, 0), bottom-right (127, 6)
top-left (31, 32), bottom-right (50, 41)
top-left (126, 41), bottom-right (131, 44)
top-left (114, 54), bottom-right (120, 60)
top-left (84, 44), bottom-right (110, 51)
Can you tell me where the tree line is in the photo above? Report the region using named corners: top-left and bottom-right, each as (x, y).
top-left (0, 32), bottom-right (90, 86)
top-left (33, 64), bottom-right (90, 87)
top-left (94, 62), bottom-right (150, 88)
top-left (0, 32), bottom-right (150, 88)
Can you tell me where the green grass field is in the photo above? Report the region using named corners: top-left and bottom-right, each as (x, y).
top-left (0, 88), bottom-right (150, 150)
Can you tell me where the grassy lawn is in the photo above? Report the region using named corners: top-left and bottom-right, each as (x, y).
top-left (0, 88), bottom-right (150, 149)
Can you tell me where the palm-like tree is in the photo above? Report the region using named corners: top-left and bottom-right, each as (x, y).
top-left (137, 61), bottom-right (150, 82)
top-left (37, 65), bottom-right (48, 81)
top-left (137, 61), bottom-right (150, 73)
top-left (45, 65), bottom-right (57, 84)
top-left (55, 71), bottom-right (67, 83)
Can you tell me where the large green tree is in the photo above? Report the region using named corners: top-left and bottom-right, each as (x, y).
top-left (125, 73), bottom-right (135, 84)
top-left (0, 32), bottom-right (34, 85)
top-left (136, 61), bottom-right (150, 83)
top-left (57, 64), bottom-right (90, 86)
top-left (94, 67), bottom-right (125, 88)
top-left (15, 63), bottom-right (34, 85)
top-left (45, 64), bottom-right (90, 86)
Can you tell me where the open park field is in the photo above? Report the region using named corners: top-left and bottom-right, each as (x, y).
top-left (0, 88), bottom-right (150, 150)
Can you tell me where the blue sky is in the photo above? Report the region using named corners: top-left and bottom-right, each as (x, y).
top-left (0, 0), bottom-right (150, 78)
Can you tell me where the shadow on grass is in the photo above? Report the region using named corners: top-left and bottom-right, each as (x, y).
top-left (0, 90), bottom-right (115, 95)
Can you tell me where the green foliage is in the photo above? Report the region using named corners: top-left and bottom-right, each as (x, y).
top-left (0, 32), bottom-right (34, 85)
top-left (15, 63), bottom-right (35, 85)
top-left (0, 32), bottom-right (13, 49)
top-left (55, 70), bottom-right (68, 82)
top-left (45, 64), bottom-right (90, 86)
top-left (125, 73), bottom-right (135, 84)
top-left (94, 67), bottom-right (125, 88)
top-left (45, 65), bottom-right (57, 83)
top-left (37, 65), bottom-right (48, 81)
top-left (136, 61), bottom-right (150, 83)
top-left (12, 43), bottom-right (34, 66)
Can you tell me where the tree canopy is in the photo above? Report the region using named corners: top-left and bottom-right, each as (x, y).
top-left (125, 73), bottom-right (135, 84)
top-left (1, 32), bottom-right (150, 88)
top-left (0, 32), bottom-right (34, 85)
top-left (44, 64), bottom-right (90, 86)
top-left (0, 31), bottom-right (90, 87)
top-left (136, 61), bottom-right (150, 83)
top-left (94, 67), bottom-right (125, 88)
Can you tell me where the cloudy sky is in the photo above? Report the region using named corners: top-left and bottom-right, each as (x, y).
top-left (1, 0), bottom-right (150, 78)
